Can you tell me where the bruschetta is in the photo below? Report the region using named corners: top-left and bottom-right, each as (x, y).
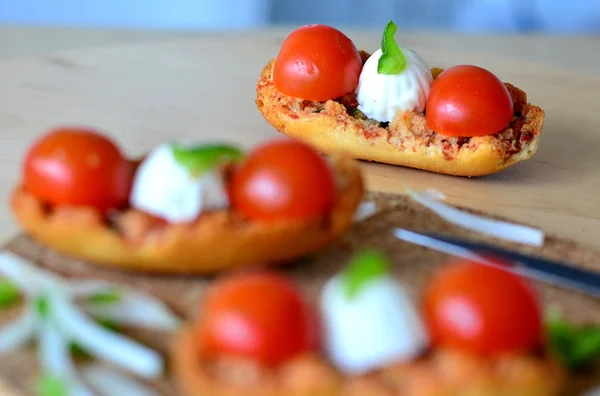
top-left (11, 127), bottom-right (363, 274)
top-left (256, 21), bottom-right (544, 177)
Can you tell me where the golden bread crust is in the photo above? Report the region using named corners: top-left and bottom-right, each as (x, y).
top-left (256, 58), bottom-right (545, 177)
top-left (10, 156), bottom-right (363, 274)
top-left (172, 326), bottom-right (564, 396)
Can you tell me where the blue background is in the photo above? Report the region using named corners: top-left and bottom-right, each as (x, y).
top-left (0, 0), bottom-right (598, 33)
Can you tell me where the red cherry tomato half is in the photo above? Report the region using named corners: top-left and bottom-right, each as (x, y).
top-left (197, 272), bottom-right (318, 366)
top-left (423, 257), bottom-right (543, 356)
top-left (425, 65), bottom-right (514, 137)
top-left (229, 139), bottom-right (336, 222)
top-left (273, 24), bottom-right (363, 101)
top-left (23, 127), bottom-right (133, 212)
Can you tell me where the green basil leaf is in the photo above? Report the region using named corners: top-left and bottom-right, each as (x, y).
top-left (342, 249), bottom-right (391, 300)
top-left (377, 20), bottom-right (407, 75)
top-left (0, 279), bottom-right (19, 308)
top-left (546, 312), bottom-right (600, 370)
top-left (172, 143), bottom-right (244, 175)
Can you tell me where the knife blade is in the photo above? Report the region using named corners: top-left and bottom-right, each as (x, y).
top-left (393, 228), bottom-right (600, 298)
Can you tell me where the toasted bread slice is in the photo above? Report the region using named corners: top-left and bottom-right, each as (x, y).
top-left (172, 326), bottom-right (563, 396)
top-left (256, 58), bottom-right (545, 177)
top-left (10, 156), bottom-right (363, 274)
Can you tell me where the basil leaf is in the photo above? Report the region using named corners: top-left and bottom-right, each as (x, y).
top-left (546, 313), bottom-right (600, 370)
top-left (377, 20), bottom-right (407, 75)
top-left (342, 249), bottom-right (391, 300)
top-left (0, 279), bottom-right (19, 308)
top-left (172, 143), bottom-right (244, 175)
top-left (37, 374), bottom-right (67, 396)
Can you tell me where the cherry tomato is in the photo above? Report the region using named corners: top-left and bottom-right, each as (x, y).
top-left (273, 24), bottom-right (363, 101)
top-left (229, 139), bottom-right (336, 222)
top-left (23, 127), bottom-right (133, 212)
top-left (197, 272), bottom-right (318, 366)
top-left (425, 65), bottom-right (514, 137)
top-left (423, 258), bottom-right (543, 356)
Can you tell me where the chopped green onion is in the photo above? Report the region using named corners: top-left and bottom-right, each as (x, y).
top-left (36, 374), bottom-right (67, 396)
top-left (69, 342), bottom-right (89, 358)
top-left (377, 20), bottom-right (407, 75)
top-left (0, 279), bottom-right (19, 308)
top-left (87, 288), bottom-right (121, 305)
top-left (172, 143), bottom-right (244, 175)
top-left (70, 320), bottom-right (118, 358)
top-left (341, 249), bottom-right (391, 300)
top-left (546, 310), bottom-right (600, 370)
top-left (35, 296), bottom-right (50, 318)
top-left (97, 318), bottom-right (119, 332)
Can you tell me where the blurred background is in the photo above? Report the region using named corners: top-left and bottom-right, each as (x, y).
top-left (0, 0), bottom-right (599, 34)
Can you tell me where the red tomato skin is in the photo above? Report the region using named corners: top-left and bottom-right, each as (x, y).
top-left (197, 272), bottom-right (319, 367)
top-left (423, 258), bottom-right (543, 356)
top-left (229, 139), bottom-right (336, 222)
top-left (273, 24), bottom-right (363, 101)
top-left (23, 127), bottom-right (133, 212)
top-left (425, 65), bottom-right (514, 137)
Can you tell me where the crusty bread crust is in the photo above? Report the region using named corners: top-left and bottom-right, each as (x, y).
top-left (172, 326), bottom-right (563, 396)
top-left (256, 58), bottom-right (545, 177)
top-left (10, 156), bottom-right (363, 274)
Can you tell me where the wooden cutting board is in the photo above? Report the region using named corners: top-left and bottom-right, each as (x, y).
top-left (0, 191), bottom-right (599, 395)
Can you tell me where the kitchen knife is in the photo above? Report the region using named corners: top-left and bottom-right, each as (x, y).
top-left (393, 228), bottom-right (600, 298)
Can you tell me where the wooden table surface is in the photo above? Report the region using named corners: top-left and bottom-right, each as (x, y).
top-left (1, 26), bottom-right (600, 249)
